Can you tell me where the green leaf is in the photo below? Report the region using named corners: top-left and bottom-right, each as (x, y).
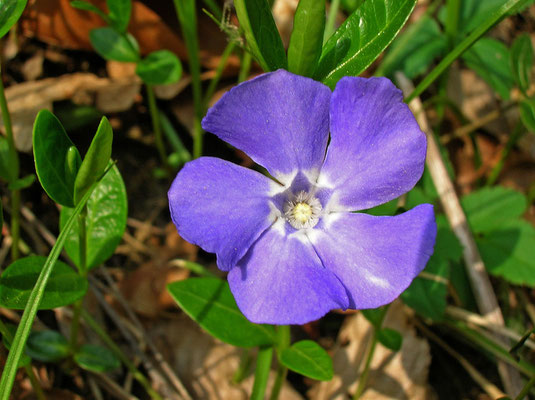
top-left (0, 256), bottom-right (88, 310)
top-left (510, 34), bottom-right (533, 93)
top-left (0, 202), bottom-right (3, 232)
top-left (73, 117), bottom-right (113, 204)
top-left (363, 197), bottom-right (398, 216)
top-left (476, 220), bottom-right (535, 286)
top-left (462, 37), bottom-right (514, 99)
top-left (89, 27), bottom-right (140, 62)
top-left (401, 256), bottom-right (449, 321)
top-left (136, 50), bottom-right (183, 85)
top-left (315, 0), bottom-right (417, 88)
top-left (461, 186), bottom-right (527, 233)
top-left (74, 344), bottom-right (120, 372)
top-left (378, 16), bottom-right (447, 79)
top-left (61, 164), bottom-right (127, 270)
top-left (280, 340), bottom-right (333, 381)
top-left (107, 0), bottom-right (131, 33)
top-left (33, 110), bottom-right (81, 207)
top-left (433, 215), bottom-right (463, 263)
top-left (287, 0), bottom-right (325, 77)
top-left (167, 278), bottom-right (276, 347)
top-left (361, 307), bottom-right (387, 328)
top-left (26, 330), bottom-right (69, 362)
top-left (0, 324), bottom-right (30, 368)
top-left (520, 98), bottom-right (535, 134)
top-left (377, 328), bottom-right (402, 351)
top-left (0, 0), bottom-right (28, 39)
top-left (233, 0), bottom-right (287, 71)
top-left (70, 0), bottom-right (109, 21)
top-left (7, 174), bottom-right (35, 191)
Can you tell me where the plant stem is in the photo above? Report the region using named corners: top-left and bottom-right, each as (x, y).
top-left (173, 0), bottom-right (204, 159)
top-left (238, 51), bottom-right (252, 83)
top-left (515, 375), bottom-right (535, 400)
top-left (80, 309), bottom-right (163, 400)
top-left (269, 325), bottom-right (291, 400)
top-left (145, 85), bottom-right (169, 169)
top-left (352, 331), bottom-right (378, 400)
top-left (324, 0), bottom-right (341, 44)
top-left (0, 320), bottom-right (46, 400)
top-left (0, 63), bottom-right (21, 261)
top-left (232, 348), bottom-right (253, 384)
top-left (406, 0), bottom-right (527, 102)
top-left (251, 346), bottom-right (273, 400)
top-left (486, 122), bottom-right (524, 186)
top-left (202, 41), bottom-right (236, 109)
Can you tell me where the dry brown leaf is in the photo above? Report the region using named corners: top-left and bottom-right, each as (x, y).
top-left (311, 301), bottom-right (434, 400)
top-left (0, 73), bottom-right (140, 152)
top-left (150, 313), bottom-right (303, 400)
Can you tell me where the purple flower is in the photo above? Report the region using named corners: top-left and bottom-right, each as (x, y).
top-left (168, 70), bottom-right (436, 325)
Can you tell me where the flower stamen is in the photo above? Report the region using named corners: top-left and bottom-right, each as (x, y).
top-left (283, 191), bottom-right (322, 229)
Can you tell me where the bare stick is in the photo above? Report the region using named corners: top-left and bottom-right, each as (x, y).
top-left (396, 72), bottom-right (524, 397)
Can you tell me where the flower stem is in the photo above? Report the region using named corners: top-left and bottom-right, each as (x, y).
top-left (80, 309), bottom-right (163, 400)
top-left (238, 51), bottom-right (252, 83)
top-left (0, 62), bottom-right (21, 261)
top-left (269, 325), bottom-right (291, 400)
top-left (69, 208), bottom-right (87, 353)
top-left (352, 331), bottom-right (378, 400)
top-left (251, 346), bottom-right (273, 400)
top-left (145, 85), bottom-right (169, 169)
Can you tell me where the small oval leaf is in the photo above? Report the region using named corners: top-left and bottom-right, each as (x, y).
top-left (167, 278), bottom-right (276, 347)
top-left (33, 110), bottom-right (78, 207)
top-left (280, 340), bottom-right (333, 381)
top-left (74, 117), bottom-right (113, 204)
top-left (107, 0), bottom-right (131, 33)
top-left (89, 27), bottom-right (140, 62)
top-left (315, 0), bottom-right (417, 88)
top-left (61, 164), bottom-right (127, 270)
top-left (74, 344), bottom-right (120, 372)
top-left (0, 0), bottom-right (28, 39)
top-left (70, 0), bottom-right (109, 21)
top-left (377, 327), bottom-right (403, 351)
top-left (26, 330), bottom-right (69, 362)
top-left (0, 256), bottom-right (88, 310)
top-left (136, 50), bottom-right (183, 85)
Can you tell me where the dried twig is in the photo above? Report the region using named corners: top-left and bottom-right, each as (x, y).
top-left (396, 72), bottom-right (524, 397)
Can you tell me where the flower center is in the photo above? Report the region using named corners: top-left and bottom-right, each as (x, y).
top-left (283, 191), bottom-right (322, 229)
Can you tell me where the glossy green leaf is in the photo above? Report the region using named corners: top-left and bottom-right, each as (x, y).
top-left (402, 257), bottom-right (449, 321)
top-left (7, 174), bottom-right (35, 191)
top-left (73, 117), bottom-right (113, 204)
top-left (89, 27), bottom-right (140, 62)
top-left (107, 0), bottom-right (131, 33)
top-left (61, 164), bottom-right (127, 270)
top-left (378, 16), bottom-right (447, 79)
top-left (136, 50), bottom-right (183, 85)
top-left (0, 324), bottom-right (30, 368)
top-left (377, 328), bottom-right (402, 351)
top-left (476, 220), bottom-right (535, 286)
top-left (510, 34), bottom-right (533, 93)
top-left (287, 0), bottom-right (325, 77)
top-left (167, 278), bottom-right (276, 347)
top-left (234, 0), bottom-right (287, 71)
top-left (70, 0), bottom-right (109, 21)
top-left (462, 37), bottom-right (514, 99)
top-left (461, 186), bottom-right (527, 233)
top-left (0, 136), bottom-right (17, 182)
top-left (74, 344), bottom-right (120, 372)
top-left (33, 110), bottom-right (81, 207)
top-left (65, 146), bottom-right (81, 191)
top-left (26, 330), bottom-right (69, 362)
top-left (0, 256), bottom-right (88, 310)
top-left (280, 340), bottom-right (333, 381)
top-left (315, 0), bottom-right (417, 88)
top-left (520, 98), bottom-right (535, 134)
top-left (0, 0), bottom-right (28, 39)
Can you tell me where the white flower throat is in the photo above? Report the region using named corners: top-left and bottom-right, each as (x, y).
top-left (283, 191), bottom-right (322, 229)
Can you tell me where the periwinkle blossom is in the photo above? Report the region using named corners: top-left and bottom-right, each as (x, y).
top-left (169, 70), bottom-right (436, 325)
